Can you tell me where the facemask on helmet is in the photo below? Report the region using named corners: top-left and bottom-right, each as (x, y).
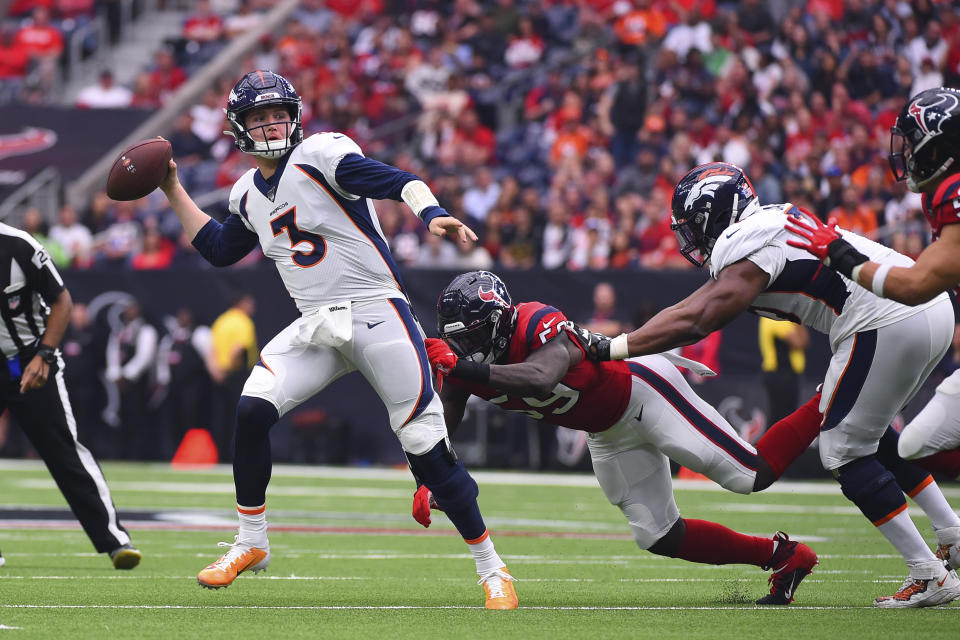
top-left (669, 162), bottom-right (759, 267)
top-left (437, 271), bottom-right (517, 364)
top-left (889, 87), bottom-right (960, 192)
top-left (225, 70), bottom-right (303, 159)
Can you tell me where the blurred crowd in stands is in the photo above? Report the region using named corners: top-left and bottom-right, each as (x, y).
top-left (6, 0), bottom-right (960, 271)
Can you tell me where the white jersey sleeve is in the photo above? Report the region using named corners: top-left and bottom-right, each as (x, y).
top-left (227, 170), bottom-right (257, 232)
top-left (708, 204), bottom-right (792, 284)
top-left (298, 133), bottom-right (365, 201)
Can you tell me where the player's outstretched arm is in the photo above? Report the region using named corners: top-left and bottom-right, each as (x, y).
top-left (786, 214), bottom-right (960, 304)
top-left (877, 226), bottom-right (960, 304)
top-left (603, 260), bottom-right (768, 360)
top-left (158, 158), bottom-right (212, 240)
top-left (424, 336), bottom-right (579, 397)
top-left (487, 336), bottom-right (581, 396)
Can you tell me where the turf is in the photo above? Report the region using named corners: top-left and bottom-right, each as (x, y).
top-left (0, 461), bottom-right (958, 638)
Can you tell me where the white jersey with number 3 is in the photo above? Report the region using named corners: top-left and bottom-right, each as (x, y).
top-left (708, 203), bottom-right (948, 350)
top-left (227, 133), bottom-right (404, 312)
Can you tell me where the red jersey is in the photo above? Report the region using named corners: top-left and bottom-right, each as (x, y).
top-left (448, 302), bottom-right (633, 433)
top-left (922, 173), bottom-right (960, 240)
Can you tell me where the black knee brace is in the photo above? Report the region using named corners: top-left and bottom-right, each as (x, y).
top-left (406, 440), bottom-right (478, 511)
top-left (876, 427), bottom-right (932, 494)
top-left (835, 455), bottom-right (906, 523)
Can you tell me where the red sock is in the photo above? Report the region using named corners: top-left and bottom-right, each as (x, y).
top-left (756, 392), bottom-right (823, 478)
top-left (913, 448), bottom-right (960, 479)
top-left (674, 519), bottom-right (774, 566)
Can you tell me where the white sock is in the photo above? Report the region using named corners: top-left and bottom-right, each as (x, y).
top-left (467, 531), bottom-right (503, 576)
top-left (876, 510), bottom-right (938, 569)
top-left (910, 482), bottom-right (960, 530)
top-left (237, 504), bottom-right (268, 547)
top-left (906, 559), bottom-right (946, 580)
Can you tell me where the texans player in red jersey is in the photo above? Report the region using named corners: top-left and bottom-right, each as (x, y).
top-left (413, 270), bottom-right (822, 605)
top-left (786, 87), bottom-right (960, 567)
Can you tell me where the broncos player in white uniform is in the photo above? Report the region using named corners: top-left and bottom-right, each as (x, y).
top-left (158, 70), bottom-right (517, 609)
top-left (579, 162), bottom-right (960, 608)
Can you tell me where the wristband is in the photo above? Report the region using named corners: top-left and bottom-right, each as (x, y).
top-left (871, 263), bottom-right (892, 298)
top-left (825, 238), bottom-right (869, 279)
top-left (401, 180), bottom-right (440, 217)
top-left (609, 334), bottom-right (630, 360)
top-left (452, 359), bottom-right (490, 384)
top-left (850, 263), bottom-right (864, 283)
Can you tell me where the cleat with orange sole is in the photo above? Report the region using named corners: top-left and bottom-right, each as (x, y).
top-left (197, 537), bottom-right (270, 589)
top-left (479, 567), bottom-right (518, 610)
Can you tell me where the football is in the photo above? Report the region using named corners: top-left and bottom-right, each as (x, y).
top-left (105, 138), bottom-right (172, 201)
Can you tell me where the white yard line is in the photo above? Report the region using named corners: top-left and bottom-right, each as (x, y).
top-left (8, 459), bottom-right (959, 497)
top-left (3, 604), bottom-right (957, 611)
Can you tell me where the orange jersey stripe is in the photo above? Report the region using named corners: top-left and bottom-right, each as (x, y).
top-left (823, 334), bottom-right (857, 422)
top-left (293, 163), bottom-right (403, 290)
top-left (387, 300), bottom-right (426, 427)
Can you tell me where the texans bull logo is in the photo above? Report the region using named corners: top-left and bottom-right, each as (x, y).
top-left (909, 91), bottom-right (959, 136)
top-left (478, 285), bottom-right (509, 308)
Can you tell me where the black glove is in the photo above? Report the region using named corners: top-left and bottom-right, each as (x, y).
top-left (565, 323), bottom-right (612, 361)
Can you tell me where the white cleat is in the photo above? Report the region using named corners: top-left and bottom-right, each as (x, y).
top-left (874, 568), bottom-right (960, 608)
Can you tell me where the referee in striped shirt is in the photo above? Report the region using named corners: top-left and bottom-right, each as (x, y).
top-left (0, 222), bottom-right (140, 569)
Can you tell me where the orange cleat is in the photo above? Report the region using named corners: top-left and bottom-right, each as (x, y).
top-left (478, 567), bottom-right (518, 610)
top-left (197, 537), bottom-right (270, 589)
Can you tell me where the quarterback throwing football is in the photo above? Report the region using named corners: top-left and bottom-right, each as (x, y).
top-left (158, 70), bottom-right (516, 608)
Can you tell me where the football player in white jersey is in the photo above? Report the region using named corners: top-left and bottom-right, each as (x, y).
top-left (785, 88), bottom-right (960, 472)
top-left (577, 162), bottom-right (960, 608)
top-left (157, 70), bottom-right (517, 609)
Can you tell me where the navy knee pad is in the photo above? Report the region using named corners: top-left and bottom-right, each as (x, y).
top-left (836, 455), bottom-right (906, 524)
top-left (407, 441), bottom-right (484, 540)
top-left (876, 426), bottom-right (932, 494)
top-left (407, 441), bottom-right (479, 510)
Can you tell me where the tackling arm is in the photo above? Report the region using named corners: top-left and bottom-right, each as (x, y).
top-left (617, 260), bottom-right (769, 358)
top-left (854, 225), bottom-right (960, 305)
top-left (487, 335), bottom-right (583, 396)
top-left (786, 213), bottom-right (960, 304)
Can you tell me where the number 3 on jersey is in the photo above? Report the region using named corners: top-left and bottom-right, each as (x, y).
top-left (270, 207), bottom-right (326, 267)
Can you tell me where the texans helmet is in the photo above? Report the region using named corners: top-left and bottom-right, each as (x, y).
top-left (437, 271), bottom-right (517, 364)
top-left (670, 162), bottom-right (760, 267)
top-left (225, 70), bottom-right (303, 159)
top-left (889, 87), bottom-right (960, 192)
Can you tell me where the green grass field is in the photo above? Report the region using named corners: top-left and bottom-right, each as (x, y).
top-left (1, 460), bottom-right (958, 639)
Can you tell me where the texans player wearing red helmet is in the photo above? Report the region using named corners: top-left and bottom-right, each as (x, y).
top-left (416, 270), bottom-right (823, 605)
top-left (786, 87), bottom-right (960, 573)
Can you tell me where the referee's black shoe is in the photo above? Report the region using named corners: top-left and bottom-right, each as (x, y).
top-left (110, 544), bottom-right (142, 570)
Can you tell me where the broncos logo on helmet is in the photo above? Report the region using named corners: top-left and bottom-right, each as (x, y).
top-left (670, 162), bottom-right (759, 267)
top-left (437, 271), bottom-right (516, 364)
top-left (225, 70), bottom-right (304, 159)
top-left (890, 87), bottom-right (960, 192)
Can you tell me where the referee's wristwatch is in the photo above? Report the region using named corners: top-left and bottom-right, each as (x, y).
top-left (36, 344), bottom-right (57, 365)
